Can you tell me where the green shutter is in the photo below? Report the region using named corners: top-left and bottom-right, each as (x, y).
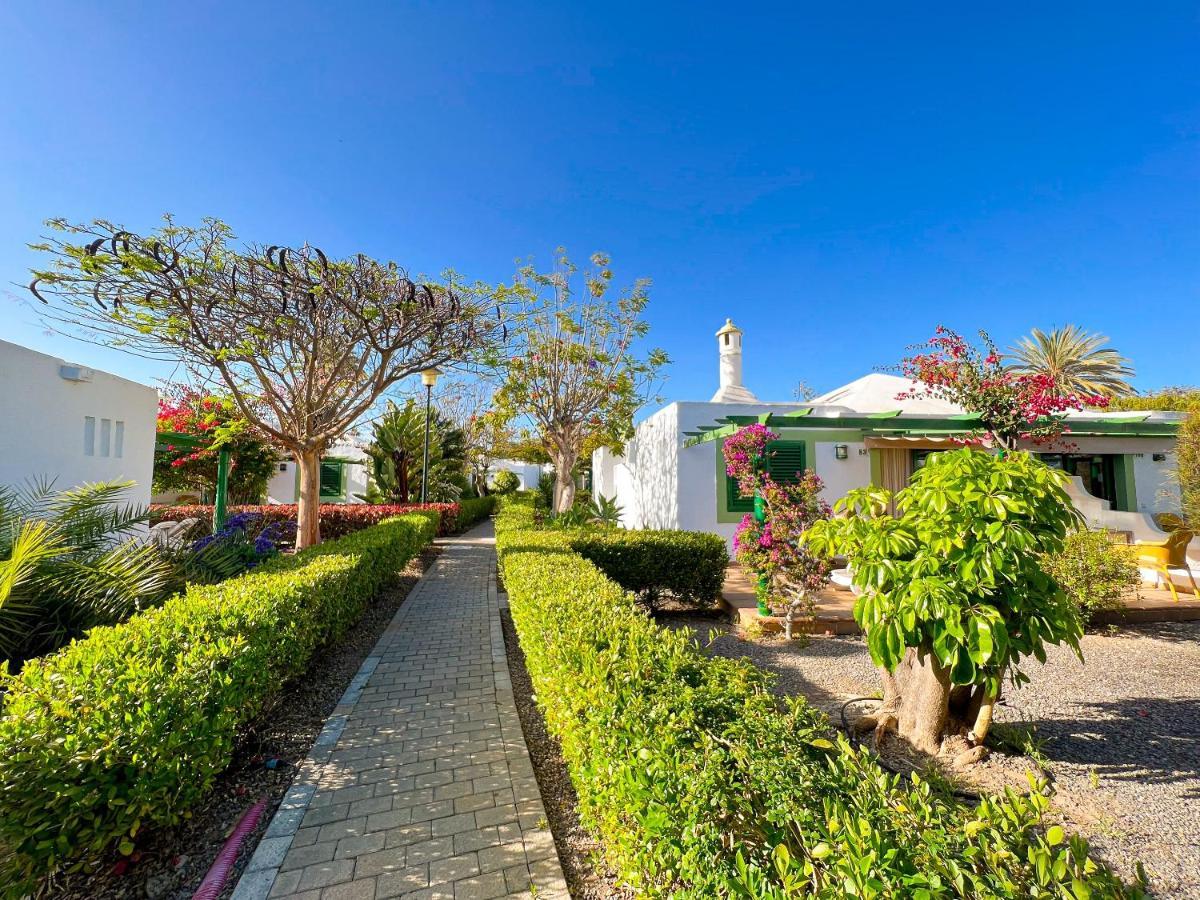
top-left (766, 440), bottom-right (806, 484)
top-left (319, 460), bottom-right (343, 498)
top-left (723, 440), bottom-right (806, 513)
top-left (726, 471), bottom-right (754, 512)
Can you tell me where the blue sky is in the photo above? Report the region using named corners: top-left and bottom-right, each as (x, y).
top-left (1, 1), bottom-right (1197, 408)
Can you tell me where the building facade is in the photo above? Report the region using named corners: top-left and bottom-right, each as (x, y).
top-left (0, 339), bottom-right (158, 507)
top-left (593, 323), bottom-right (1185, 549)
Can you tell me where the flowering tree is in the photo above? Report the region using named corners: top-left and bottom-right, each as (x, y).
top-left (436, 380), bottom-right (514, 496)
top-left (29, 217), bottom-right (505, 548)
top-left (723, 425), bottom-right (831, 631)
top-left (492, 250), bottom-right (668, 512)
top-left (899, 326), bottom-right (1109, 450)
top-left (155, 385), bottom-right (279, 503)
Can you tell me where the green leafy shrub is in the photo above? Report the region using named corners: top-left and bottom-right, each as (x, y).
top-left (569, 528), bottom-right (727, 607)
top-left (495, 497), bottom-right (1139, 898)
top-left (803, 449), bottom-right (1084, 753)
top-left (0, 512), bottom-right (437, 887)
top-left (1042, 529), bottom-right (1141, 623)
top-left (0, 480), bottom-right (178, 667)
top-left (455, 495), bottom-right (497, 531)
top-left (491, 470), bottom-right (520, 494)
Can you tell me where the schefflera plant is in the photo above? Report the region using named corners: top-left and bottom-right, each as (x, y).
top-left (803, 448), bottom-right (1083, 757)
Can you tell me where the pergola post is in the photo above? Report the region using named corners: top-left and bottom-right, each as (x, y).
top-left (214, 446), bottom-right (231, 531)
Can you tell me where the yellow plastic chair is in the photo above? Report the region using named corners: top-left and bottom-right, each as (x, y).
top-left (1136, 529), bottom-right (1200, 600)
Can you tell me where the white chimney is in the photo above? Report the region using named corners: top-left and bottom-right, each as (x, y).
top-left (710, 318), bottom-right (758, 403)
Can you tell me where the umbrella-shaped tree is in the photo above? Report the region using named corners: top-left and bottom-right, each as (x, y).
top-left (29, 217), bottom-right (506, 547)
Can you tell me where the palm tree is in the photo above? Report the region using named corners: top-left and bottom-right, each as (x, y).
top-left (0, 479), bottom-right (177, 665)
top-left (1007, 325), bottom-right (1136, 398)
top-left (364, 400), bottom-right (468, 502)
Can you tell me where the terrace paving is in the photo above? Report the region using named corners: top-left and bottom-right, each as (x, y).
top-left (232, 522), bottom-right (567, 900)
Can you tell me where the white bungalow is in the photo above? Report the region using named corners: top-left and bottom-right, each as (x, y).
top-left (593, 321), bottom-right (1189, 568)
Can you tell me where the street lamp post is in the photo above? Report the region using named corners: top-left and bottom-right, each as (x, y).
top-left (419, 367), bottom-right (441, 502)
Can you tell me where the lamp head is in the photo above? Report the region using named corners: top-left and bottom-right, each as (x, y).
top-left (420, 367), bottom-right (442, 388)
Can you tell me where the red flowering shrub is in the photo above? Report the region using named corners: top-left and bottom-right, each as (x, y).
top-left (900, 327), bottom-right (1109, 449)
top-left (155, 385), bottom-right (279, 502)
top-left (151, 503), bottom-right (462, 541)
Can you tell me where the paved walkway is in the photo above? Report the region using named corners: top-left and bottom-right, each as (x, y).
top-left (233, 522), bottom-right (568, 900)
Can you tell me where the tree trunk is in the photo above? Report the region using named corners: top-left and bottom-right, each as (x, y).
top-left (296, 449), bottom-right (323, 550)
top-left (392, 449), bottom-right (409, 503)
top-left (552, 455), bottom-right (577, 512)
top-left (864, 647), bottom-right (999, 757)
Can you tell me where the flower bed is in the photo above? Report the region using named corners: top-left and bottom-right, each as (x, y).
top-left (150, 499), bottom-right (492, 540)
top-left (0, 512), bottom-right (438, 888)
top-left (494, 498), bottom-right (1138, 897)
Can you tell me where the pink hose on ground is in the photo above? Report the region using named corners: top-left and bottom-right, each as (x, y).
top-left (192, 797), bottom-right (269, 900)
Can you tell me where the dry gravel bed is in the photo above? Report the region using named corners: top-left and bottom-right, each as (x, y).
top-left (47, 546), bottom-right (440, 900)
top-left (665, 613), bottom-right (1200, 900)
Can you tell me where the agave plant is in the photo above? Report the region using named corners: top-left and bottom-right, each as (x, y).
top-left (0, 479), bottom-right (178, 666)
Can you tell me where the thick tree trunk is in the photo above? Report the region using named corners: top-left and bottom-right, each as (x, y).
top-left (550, 446), bottom-right (578, 513)
top-left (296, 449), bottom-right (323, 550)
top-left (862, 647), bottom-right (999, 758)
top-left (392, 449), bottom-right (409, 502)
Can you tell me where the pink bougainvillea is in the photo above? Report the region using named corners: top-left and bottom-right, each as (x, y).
top-left (722, 427), bottom-right (832, 613)
top-left (899, 326), bottom-right (1109, 450)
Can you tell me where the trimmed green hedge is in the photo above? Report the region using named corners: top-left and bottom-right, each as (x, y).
top-left (456, 495), bottom-right (498, 531)
top-left (569, 528), bottom-right (727, 606)
top-left (0, 511), bottom-right (438, 886)
top-left (495, 499), bottom-right (1138, 898)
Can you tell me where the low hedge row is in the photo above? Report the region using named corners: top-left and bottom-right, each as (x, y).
top-left (151, 498), bottom-right (494, 539)
top-left (0, 511), bottom-right (438, 887)
top-left (455, 495), bottom-right (498, 531)
top-left (495, 499), bottom-right (1137, 898)
top-left (568, 528), bottom-right (727, 605)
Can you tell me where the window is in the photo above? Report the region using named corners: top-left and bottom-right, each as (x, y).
top-left (99, 419), bottom-right (112, 457)
top-left (911, 449), bottom-right (943, 473)
top-left (114, 421), bottom-right (124, 459)
top-left (83, 417), bottom-right (96, 456)
top-left (279, 462), bottom-right (289, 472)
top-left (319, 461), bottom-right (344, 498)
top-left (725, 440), bottom-right (806, 513)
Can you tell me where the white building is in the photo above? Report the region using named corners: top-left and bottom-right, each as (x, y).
top-left (594, 321), bottom-right (1186, 550)
top-left (266, 441), bottom-right (371, 504)
top-left (0, 339), bottom-right (158, 507)
top-left (487, 459), bottom-right (546, 491)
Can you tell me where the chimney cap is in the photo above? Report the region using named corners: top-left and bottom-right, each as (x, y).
top-left (715, 318), bottom-right (742, 337)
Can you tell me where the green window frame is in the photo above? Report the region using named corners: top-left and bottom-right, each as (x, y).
top-left (319, 460), bottom-right (345, 499)
top-left (724, 440), bottom-right (807, 513)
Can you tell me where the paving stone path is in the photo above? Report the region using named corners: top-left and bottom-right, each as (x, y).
top-left (233, 522), bottom-right (568, 900)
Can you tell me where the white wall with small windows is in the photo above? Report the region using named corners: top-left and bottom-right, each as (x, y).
top-left (0, 339), bottom-right (158, 507)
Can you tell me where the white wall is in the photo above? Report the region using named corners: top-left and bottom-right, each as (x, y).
top-left (597, 400), bottom-right (809, 545)
top-left (0, 340), bottom-right (158, 509)
top-left (487, 459), bottom-right (545, 491)
top-left (265, 444), bottom-right (370, 505)
top-left (266, 461), bottom-right (298, 504)
top-left (812, 440), bottom-right (872, 504)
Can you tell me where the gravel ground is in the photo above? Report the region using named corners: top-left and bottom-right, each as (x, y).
top-left (665, 613), bottom-right (1200, 899)
top-left (47, 546), bottom-right (440, 900)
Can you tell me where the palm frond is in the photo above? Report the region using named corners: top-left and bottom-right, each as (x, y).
top-left (0, 521), bottom-right (67, 660)
top-left (1007, 325), bottom-right (1136, 398)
